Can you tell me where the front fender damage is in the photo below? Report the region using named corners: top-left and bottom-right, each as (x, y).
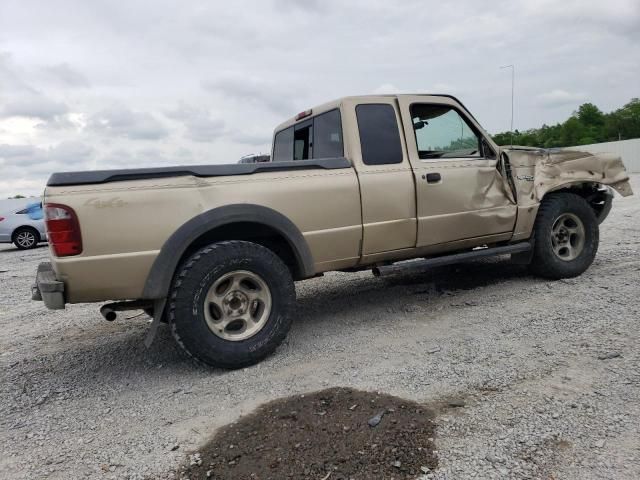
top-left (534, 149), bottom-right (633, 199)
top-left (507, 147), bottom-right (634, 203)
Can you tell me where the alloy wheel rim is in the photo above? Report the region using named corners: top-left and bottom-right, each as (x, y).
top-left (203, 270), bottom-right (272, 342)
top-left (17, 231), bottom-right (36, 248)
top-left (551, 213), bottom-right (585, 261)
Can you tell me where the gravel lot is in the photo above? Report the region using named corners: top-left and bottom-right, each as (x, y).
top-left (1, 175), bottom-right (639, 480)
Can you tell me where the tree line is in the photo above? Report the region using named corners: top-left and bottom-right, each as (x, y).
top-left (492, 98), bottom-right (640, 148)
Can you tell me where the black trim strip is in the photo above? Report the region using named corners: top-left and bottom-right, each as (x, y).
top-left (47, 157), bottom-right (351, 187)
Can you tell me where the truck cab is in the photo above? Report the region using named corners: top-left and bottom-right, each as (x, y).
top-left (271, 95), bottom-right (517, 263)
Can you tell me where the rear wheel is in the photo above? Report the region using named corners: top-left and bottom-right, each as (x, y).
top-left (168, 241), bottom-right (295, 369)
top-left (529, 193), bottom-right (599, 279)
top-left (13, 227), bottom-right (40, 250)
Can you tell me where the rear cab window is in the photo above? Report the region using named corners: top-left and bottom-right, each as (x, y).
top-left (273, 109), bottom-right (344, 162)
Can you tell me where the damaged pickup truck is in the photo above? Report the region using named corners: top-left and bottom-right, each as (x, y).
top-left (32, 94), bottom-right (633, 368)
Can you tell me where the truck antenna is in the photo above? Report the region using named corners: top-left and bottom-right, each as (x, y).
top-left (500, 64), bottom-right (515, 147)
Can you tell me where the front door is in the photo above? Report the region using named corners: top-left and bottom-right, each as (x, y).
top-left (397, 96), bottom-right (517, 247)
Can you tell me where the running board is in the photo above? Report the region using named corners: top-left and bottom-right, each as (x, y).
top-left (372, 242), bottom-right (532, 277)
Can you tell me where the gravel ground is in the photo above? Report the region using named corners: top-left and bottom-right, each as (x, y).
top-left (1, 175), bottom-right (639, 480)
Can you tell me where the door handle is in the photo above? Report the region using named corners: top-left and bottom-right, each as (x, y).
top-left (423, 172), bottom-right (441, 183)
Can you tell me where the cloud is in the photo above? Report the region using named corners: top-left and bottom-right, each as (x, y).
top-left (0, 144), bottom-right (42, 164)
top-left (0, 51), bottom-right (35, 94)
top-left (521, 0), bottom-right (640, 31)
top-left (0, 52), bottom-right (71, 122)
top-left (372, 84), bottom-right (406, 95)
top-left (98, 147), bottom-right (183, 168)
top-left (0, 141), bottom-right (93, 167)
top-left (47, 141), bottom-right (94, 163)
top-left (202, 75), bottom-right (302, 116)
top-left (0, 95), bottom-right (69, 120)
top-left (0, 141), bottom-right (95, 196)
top-left (35, 114), bottom-right (81, 132)
top-left (229, 130), bottom-right (271, 147)
top-left (537, 89), bottom-right (588, 108)
top-left (43, 63), bottom-right (90, 88)
top-left (272, 0), bottom-right (325, 12)
top-left (166, 103), bottom-right (226, 142)
top-left (87, 106), bottom-right (169, 140)
top-left (0, 0), bottom-right (639, 196)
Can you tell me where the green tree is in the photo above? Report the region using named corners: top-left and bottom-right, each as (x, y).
top-left (491, 98), bottom-right (640, 147)
top-left (576, 103), bottom-right (604, 127)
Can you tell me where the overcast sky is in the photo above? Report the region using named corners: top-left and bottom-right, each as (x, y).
top-left (1, 0), bottom-right (638, 198)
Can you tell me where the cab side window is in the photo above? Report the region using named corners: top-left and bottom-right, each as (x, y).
top-left (410, 104), bottom-right (484, 160)
top-left (356, 104), bottom-right (403, 165)
top-left (273, 109), bottom-right (344, 162)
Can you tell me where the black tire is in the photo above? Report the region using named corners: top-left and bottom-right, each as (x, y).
top-left (529, 193), bottom-right (599, 279)
top-left (168, 240), bottom-right (296, 369)
top-left (12, 227), bottom-right (40, 250)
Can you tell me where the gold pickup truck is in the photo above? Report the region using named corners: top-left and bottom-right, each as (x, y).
top-left (32, 94), bottom-right (633, 368)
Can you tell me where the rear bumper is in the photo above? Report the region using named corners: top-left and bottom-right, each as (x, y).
top-left (32, 262), bottom-right (65, 309)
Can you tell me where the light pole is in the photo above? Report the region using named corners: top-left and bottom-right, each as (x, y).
top-left (500, 64), bottom-right (515, 146)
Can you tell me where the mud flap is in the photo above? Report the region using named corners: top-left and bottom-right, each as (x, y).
top-left (144, 298), bottom-right (167, 348)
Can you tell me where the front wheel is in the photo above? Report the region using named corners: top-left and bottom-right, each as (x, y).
top-left (168, 241), bottom-right (296, 369)
top-left (529, 193), bottom-right (599, 279)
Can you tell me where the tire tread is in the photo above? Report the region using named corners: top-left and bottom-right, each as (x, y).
top-left (168, 240), bottom-right (295, 369)
top-left (529, 193), bottom-right (599, 279)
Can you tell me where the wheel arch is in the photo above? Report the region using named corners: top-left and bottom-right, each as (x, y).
top-left (142, 204), bottom-right (315, 300)
top-left (12, 225), bottom-right (41, 241)
top-left (542, 181), bottom-right (614, 224)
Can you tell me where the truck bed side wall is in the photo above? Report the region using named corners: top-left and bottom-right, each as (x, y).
top-left (46, 167), bottom-right (362, 303)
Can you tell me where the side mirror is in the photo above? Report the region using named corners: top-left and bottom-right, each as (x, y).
top-left (413, 120), bottom-right (426, 130)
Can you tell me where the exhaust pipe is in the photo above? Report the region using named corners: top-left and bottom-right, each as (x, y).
top-left (100, 300), bottom-right (153, 322)
top-left (100, 305), bottom-right (117, 321)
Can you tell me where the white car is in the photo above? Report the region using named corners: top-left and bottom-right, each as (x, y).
top-left (0, 202), bottom-right (48, 249)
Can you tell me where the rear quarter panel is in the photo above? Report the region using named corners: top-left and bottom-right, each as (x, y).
top-left (46, 168), bottom-right (362, 303)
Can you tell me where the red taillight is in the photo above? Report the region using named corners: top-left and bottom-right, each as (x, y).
top-left (0, 216), bottom-right (4, 222)
top-left (45, 203), bottom-right (82, 257)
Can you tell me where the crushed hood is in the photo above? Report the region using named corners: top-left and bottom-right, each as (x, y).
top-left (506, 147), bottom-right (634, 200)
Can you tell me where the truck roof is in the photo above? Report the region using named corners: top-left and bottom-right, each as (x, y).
top-left (273, 94), bottom-right (473, 133)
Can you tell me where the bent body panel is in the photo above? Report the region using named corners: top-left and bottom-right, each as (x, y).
top-left (509, 148), bottom-right (633, 241)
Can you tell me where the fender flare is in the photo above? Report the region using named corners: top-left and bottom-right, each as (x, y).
top-left (141, 204), bottom-right (315, 300)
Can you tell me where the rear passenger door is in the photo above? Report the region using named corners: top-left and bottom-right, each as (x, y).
top-left (397, 96), bottom-right (517, 247)
top-left (343, 97), bottom-right (417, 256)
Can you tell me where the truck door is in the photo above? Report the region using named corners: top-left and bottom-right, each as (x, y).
top-left (396, 95), bottom-right (517, 247)
top-left (343, 97), bottom-right (417, 255)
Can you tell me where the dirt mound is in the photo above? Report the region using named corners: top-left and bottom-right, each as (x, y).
top-left (178, 387), bottom-right (438, 479)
